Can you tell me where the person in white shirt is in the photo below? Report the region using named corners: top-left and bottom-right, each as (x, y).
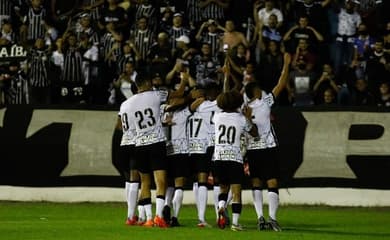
top-left (255, 0), bottom-right (283, 29)
top-left (244, 52), bottom-right (291, 231)
top-left (122, 72), bottom-right (169, 228)
top-left (189, 83), bottom-right (222, 227)
top-left (213, 90), bottom-right (258, 231)
top-left (163, 101), bottom-right (192, 227)
top-left (117, 100), bottom-right (141, 226)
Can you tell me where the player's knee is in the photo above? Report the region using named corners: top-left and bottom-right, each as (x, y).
top-left (267, 178), bottom-right (278, 188)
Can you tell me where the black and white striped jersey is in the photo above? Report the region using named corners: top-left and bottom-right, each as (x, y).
top-left (200, 0), bottom-right (226, 22)
top-left (185, 0), bottom-right (202, 24)
top-left (130, 29), bottom-right (155, 61)
top-left (199, 32), bottom-right (223, 57)
top-left (167, 26), bottom-right (191, 50)
top-left (0, 0), bottom-right (14, 16)
top-left (4, 71), bottom-right (30, 105)
top-left (135, 4), bottom-right (158, 31)
top-left (27, 48), bottom-right (50, 87)
top-left (26, 7), bottom-right (46, 40)
top-left (62, 48), bottom-right (84, 84)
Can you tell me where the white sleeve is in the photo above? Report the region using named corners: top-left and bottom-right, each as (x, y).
top-left (157, 89), bottom-right (169, 103)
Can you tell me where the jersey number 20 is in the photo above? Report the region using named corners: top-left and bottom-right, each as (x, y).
top-left (218, 125), bottom-right (236, 144)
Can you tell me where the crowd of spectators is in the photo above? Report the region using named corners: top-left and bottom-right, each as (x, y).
top-left (0, 0), bottom-right (390, 107)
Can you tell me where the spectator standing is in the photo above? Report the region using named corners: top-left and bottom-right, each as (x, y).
top-left (1, 61), bottom-right (29, 105)
top-left (166, 12), bottom-right (191, 50)
top-left (252, 13), bottom-right (283, 55)
top-left (61, 32), bottom-right (85, 104)
top-left (185, 0), bottom-right (203, 29)
top-left (80, 0), bottom-right (105, 21)
top-left (21, 0), bottom-right (47, 45)
top-left (287, 56), bottom-right (318, 106)
top-left (100, 21), bottom-right (123, 85)
top-left (110, 62), bottom-right (137, 106)
top-left (291, 0), bottom-right (331, 42)
top-left (333, 0), bottom-right (362, 75)
top-left (75, 12), bottom-right (100, 46)
top-left (313, 63), bottom-right (339, 104)
top-left (255, 0), bottom-right (283, 29)
top-left (98, 0), bottom-right (128, 34)
top-left (352, 22), bottom-right (375, 79)
top-left (147, 32), bottom-right (173, 78)
top-left (195, 19), bottom-right (225, 58)
top-left (365, 38), bottom-right (390, 98)
top-left (282, 14), bottom-right (324, 55)
top-left (27, 37), bottom-right (51, 104)
top-left (220, 19), bottom-right (248, 52)
top-left (117, 41), bottom-right (139, 75)
top-left (129, 16), bottom-right (155, 63)
top-left (199, 0), bottom-right (230, 24)
top-left (190, 42), bottom-right (222, 88)
top-left (135, 0), bottom-right (158, 33)
top-left (0, 0), bottom-right (14, 24)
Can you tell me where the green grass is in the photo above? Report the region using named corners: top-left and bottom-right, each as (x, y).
top-left (0, 202), bottom-right (390, 240)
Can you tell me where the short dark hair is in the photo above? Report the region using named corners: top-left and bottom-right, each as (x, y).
top-left (244, 82), bottom-right (259, 99)
top-left (135, 72), bottom-right (152, 88)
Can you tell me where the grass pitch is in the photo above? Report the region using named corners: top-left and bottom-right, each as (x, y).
top-left (0, 202), bottom-right (389, 240)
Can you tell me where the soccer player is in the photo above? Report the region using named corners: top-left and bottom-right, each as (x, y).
top-left (188, 84), bottom-right (221, 227)
top-left (123, 72), bottom-right (169, 228)
top-left (213, 90), bottom-right (258, 231)
top-left (163, 98), bottom-right (192, 226)
top-left (191, 82), bottom-right (223, 223)
top-left (117, 104), bottom-right (140, 226)
top-left (244, 52), bottom-right (291, 231)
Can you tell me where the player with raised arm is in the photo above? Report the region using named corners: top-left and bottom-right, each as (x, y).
top-left (159, 77), bottom-right (194, 227)
top-left (244, 52), bottom-right (291, 231)
top-left (213, 64), bottom-right (259, 231)
top-left (163, 103), bottom-right (191, 226)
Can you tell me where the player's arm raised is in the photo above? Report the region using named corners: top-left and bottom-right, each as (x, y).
top-left (272, 52), bottom-right (291, 98)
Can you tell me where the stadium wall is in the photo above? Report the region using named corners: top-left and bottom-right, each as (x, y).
top-left (0, 105), bottom-right (390, 206)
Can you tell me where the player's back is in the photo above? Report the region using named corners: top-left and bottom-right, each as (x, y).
top-left (126, 91), bottom-right (166, 146)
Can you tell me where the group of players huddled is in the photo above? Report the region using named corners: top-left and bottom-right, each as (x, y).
top-left (116, 52), bottom-right (291, 231)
